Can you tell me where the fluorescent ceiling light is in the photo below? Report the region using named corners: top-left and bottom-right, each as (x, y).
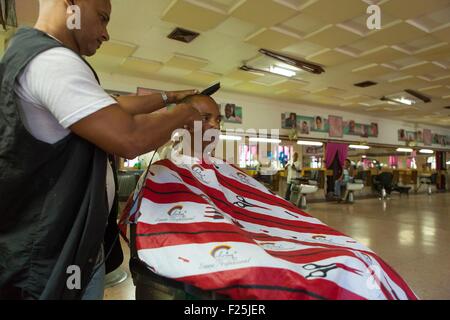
top-left (362, 155), bottom-right (367, 158)
top-left (276, 62), bottom-right (300, 72)
top-left (419, 149), bottom-right (434, 154)
top-left (381, 95), bottom-right (416, 106)
top-left (259, 49), bottom-right (325, 75)
top-left (269, 66), bottom-right (296, 77)
top-left (349, 145), bottom-right (370, 150)
top-left (219, 135), bottom-right (242, 141)
top-left (297, 140), bottom-right (323, 146)
top-left (447, 161), bottom-right (450, 165)
top-left (249, 137), bottom-right (282, 144)
top-left (392, 97), bottom-right (416, 106)
top-left (396, 148), bottom-right (413, 152)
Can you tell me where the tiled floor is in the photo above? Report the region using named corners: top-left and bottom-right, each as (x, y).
top-left (104, 192), bottom-right (450, 300)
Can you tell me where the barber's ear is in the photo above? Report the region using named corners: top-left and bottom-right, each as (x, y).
top-left (64, 0), bottom-right (76, 7)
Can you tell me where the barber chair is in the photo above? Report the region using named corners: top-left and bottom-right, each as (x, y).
top-left (342, 179), bottom-right (364, 204)
top-left (290, 179), bottom-right (319, 209)
top-left (417, 173), bottom-right (437, 195)
top-left (373, 172), bottom-right (393, 200)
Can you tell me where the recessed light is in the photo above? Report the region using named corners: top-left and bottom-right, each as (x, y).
top-left (396, 148), bottom-right (413, 152)
top-left (249, 137), bottom-right (281, 144)
top-left (297, 141), bottom-right (323, 146)
top-left (220, 135), bottom-right (242, 141)
top-left (349, 145), bottom-right (370, 150)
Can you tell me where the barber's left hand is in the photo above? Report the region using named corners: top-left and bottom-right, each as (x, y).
top-left (169, 89), bottom-right (199, 103)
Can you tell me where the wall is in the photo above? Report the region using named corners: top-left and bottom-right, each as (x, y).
top-left (98, 72), bottom-right (450, 151)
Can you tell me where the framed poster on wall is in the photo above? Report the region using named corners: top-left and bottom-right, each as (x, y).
top-left (311, 116), bottom-right (329, 133)
top-left (221, 103), bottom-right (243, 124)
top-left (281, 112), bottom-right (297, 129)
top-left (369, 123), bottom-right (378, 138)
top-left (423, 129), bottom-right (432, 146)
top-left (328, 115), bottom-right (343, 138)
top-left (297, 116), bottom-right (313, 135)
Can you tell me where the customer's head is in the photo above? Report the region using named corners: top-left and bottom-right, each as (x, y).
top-left (293, 152), bottom-right (298, 162)
top-left (179, 94), bottom-right (221, 151)
top-left (37, 0), bottom-right (111, 56)
top-left (345, 159), bottom-right (351, 168)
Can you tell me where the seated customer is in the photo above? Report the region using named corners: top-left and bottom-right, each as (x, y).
top-left (119, 96), bottom-right (416, 300)
top-left (334, 159), bottom-right (354, 201)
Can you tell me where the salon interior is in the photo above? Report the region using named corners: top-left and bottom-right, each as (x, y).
top-left (7, 0), bottom-right (450, 300)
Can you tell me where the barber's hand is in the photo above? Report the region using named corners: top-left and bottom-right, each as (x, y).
top-left (178, 103), bottom-right (202, 131)
top-left (169, 89), bottom-right (199, 103)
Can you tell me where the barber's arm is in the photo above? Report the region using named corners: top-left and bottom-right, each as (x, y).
top-left (115, 90), bottom-right (198, 115)
top-left (70, 102), bottom-right (201, 159)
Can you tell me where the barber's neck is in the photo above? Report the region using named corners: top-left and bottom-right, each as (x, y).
top-left (34, 8), bottom-right (82, 55)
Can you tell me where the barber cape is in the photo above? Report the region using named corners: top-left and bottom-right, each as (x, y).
top-left (119, 154), bottom-right (417, 300)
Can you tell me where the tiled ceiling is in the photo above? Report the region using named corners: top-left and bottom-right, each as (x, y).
top-left (11, 0), bottom-right (450, 128)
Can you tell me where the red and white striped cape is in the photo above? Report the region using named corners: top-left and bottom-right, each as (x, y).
top-left (119, 155), bottom-right (417, 300)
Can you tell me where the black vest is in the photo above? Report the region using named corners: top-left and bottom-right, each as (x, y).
top-left (0, 27), bottom-right (112, 299)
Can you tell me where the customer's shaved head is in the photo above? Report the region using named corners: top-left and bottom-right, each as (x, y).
top-left (180, 94), bottom-right (218, 107)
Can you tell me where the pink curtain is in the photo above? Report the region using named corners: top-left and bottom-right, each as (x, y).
top-left (389, 156), bottom-right (399, 167)
top-left (325, 143), bottom-right (349, 169)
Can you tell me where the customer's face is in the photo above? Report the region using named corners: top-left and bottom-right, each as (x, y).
top-left (72, 0), bottom-right (111, 56)
top-left (196, 99), bottom-right (221, 132)
top-left (189, 96), bottom-right (221, 150)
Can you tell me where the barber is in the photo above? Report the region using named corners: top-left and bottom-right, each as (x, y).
top-left (0, 0), bottom-right (201, 300)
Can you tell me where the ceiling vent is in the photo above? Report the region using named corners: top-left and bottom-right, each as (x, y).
top-left (168, 27), bottom-right (200, 43)
top-left (354, 81), bottom-right (377, 88)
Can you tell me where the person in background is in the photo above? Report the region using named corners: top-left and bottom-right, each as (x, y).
top-left (334, 159), bottom-right (354, 201)
top-left (285, 152), bottom-right (301, 201)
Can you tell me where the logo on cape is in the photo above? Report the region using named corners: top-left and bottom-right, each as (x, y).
top-left (192, 164), bottom-right (209, 183)
top-left (168, 205), bottom-right (187, 219)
